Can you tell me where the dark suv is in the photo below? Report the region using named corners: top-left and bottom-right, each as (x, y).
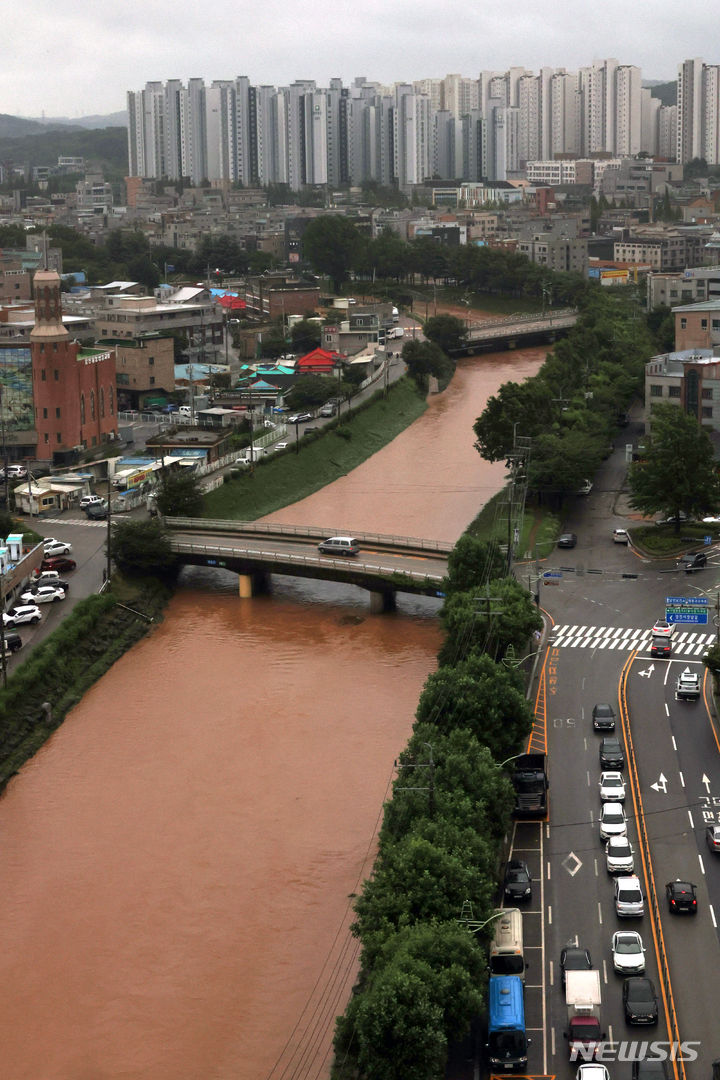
top-left (2, 632), bottom-right (22, 654)
top-left (592, 703), bottom-right (616, 731)
top-left (623, 977), bottom-right (658, 1025)
top-left (600, 737), bottom-right (624, 769)
top-left (678, 552), bottom-right (707, 573)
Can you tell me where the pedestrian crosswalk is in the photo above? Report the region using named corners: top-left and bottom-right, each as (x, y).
top-left (550, 625), bottom-right (715, 655)
top-left (38, 517), bottom-right (107, 528)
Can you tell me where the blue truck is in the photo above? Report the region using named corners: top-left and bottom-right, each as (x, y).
top-left (487, 974), bottom-right (529, 1072)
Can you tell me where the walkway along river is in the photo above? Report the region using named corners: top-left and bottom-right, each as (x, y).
top-left (0, 347), bottom-right (545, 1080)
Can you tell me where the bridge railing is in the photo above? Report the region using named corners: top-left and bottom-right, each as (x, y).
top-left (165, 517), bottom-right (454, 554)
top-left (466, 307), bottom-right (577, 332)
top-left (169, 539), bottom-right (445, 588)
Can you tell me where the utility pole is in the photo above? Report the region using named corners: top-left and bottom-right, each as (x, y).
top-left (0, 387), bottom-right (8, 509)
top-left (503, 428), bottom-right (532, 576)
top-left (105, 485), bottom-right (112, 585)
top-left (474, 586), bottom-right (505, 661)
top-left (393, 742), bottom-right (435, 816)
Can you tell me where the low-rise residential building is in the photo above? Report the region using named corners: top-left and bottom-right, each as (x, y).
top-left (94, 290), bottom-right (224, 362)
top-left (614, 226), bottom-right (711, 274)
top-left (647, 266), bottom-right (720, 309)
top-left (673, 299), bottom-right (720, 351)
top-left (645, 349), bottom-right (720, 434)
top-left (241, 274), bottom-right (320, 322)
top-left (516, 234), bottom-right (588, 275)
top-left (101, 333), bottom-right (175, 411)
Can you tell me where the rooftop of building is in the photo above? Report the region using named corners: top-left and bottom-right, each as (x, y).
top-left (647, 348), bottom-right (719, 374)
top-left (672, 299), bottom-right (720, 313)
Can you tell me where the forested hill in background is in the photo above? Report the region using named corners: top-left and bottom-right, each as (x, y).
top-left (0, 117), bottom-right (128, 183)
top-left (648, 81), bottom-right (677, 106)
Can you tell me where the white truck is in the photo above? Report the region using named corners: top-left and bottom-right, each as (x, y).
top-left (565, 970), bottom-right (603, 1061)
top-left (676, 670), bottom-right (701, 700)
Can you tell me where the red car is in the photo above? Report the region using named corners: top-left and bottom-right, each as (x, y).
top-left (41, 555), bottom-right (77, 573)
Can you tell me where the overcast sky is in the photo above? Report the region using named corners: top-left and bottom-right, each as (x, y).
top-left (4, 0), bottom-right (715, 119)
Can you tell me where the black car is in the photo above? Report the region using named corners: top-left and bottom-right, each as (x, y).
top-left (2, 631), bottom-right (22, 654)
top-left (592, 703), bottom-right (616, 731)
top-left (678, 551), bottom-right (707, 572)
top-left (559, 945), bottom-right (592, 988)
top-left (600, 736), bottom-right (624, 769)
top-left (557, 533), bottom-right (577, 548)
top-left (503, 859), bottom-right (532, 901)
top-left (650, 638), bottom-right (672, 659)
top-left (632, 1059), bottom-right (669, 1080)
top-left (665, 879), bottom-right (697, 914)
top-left (623, 977), bottom-right (658, 1025)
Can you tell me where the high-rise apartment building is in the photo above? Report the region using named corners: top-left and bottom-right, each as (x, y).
top-left (127, 62), bottom-right (684, 192)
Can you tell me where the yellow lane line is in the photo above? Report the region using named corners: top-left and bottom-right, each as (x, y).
top-left (619, 652), bottom-right (686, 1080)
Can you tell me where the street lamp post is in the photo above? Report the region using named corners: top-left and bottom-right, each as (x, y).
top-left (460, 906), bottom-right (511, 936)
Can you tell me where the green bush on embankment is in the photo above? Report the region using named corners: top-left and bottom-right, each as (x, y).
top-left (0, 577), bottom-right (171, 791)
top-left (203, 376), bottom-right (427, 520)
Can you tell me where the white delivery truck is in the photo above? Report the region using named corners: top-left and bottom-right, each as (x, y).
top-left (565, 970), bottom-right (603, 1061)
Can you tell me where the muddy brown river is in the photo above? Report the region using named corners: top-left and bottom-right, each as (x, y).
top-left (0, 348), bottom-right (545, 1079)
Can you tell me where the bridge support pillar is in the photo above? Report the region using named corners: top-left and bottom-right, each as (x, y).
top-left (238, 571), bottom-right (269, 598)
top-left (369, 588), bottom-right (396, 614)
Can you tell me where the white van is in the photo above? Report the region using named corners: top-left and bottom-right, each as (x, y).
top-left (489, 908), bottom-right (525, 980)
top-left (318, 536), bottom-right (360, 557)
top-left (178, 405), bottom-right (192, 416)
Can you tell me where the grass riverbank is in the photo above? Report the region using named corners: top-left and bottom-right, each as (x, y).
top-left (0, 576), bottom-right (170, 791)
top-left (202, 376), bottom-right (427, 520)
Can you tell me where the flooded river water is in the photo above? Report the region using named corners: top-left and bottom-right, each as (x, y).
top-left (0, 348), bottom-right (545, 1080)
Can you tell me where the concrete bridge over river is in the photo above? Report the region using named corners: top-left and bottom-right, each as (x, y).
top-left (454, 308), bottom-right (578, 354)
top-left (165, 518), bottom-right (451, 611)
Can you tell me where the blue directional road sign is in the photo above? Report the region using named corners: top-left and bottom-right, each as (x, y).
top-left (665, 596), bottom-right (709, 625)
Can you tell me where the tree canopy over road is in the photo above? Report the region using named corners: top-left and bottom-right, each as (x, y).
top-left (628, 401), bottom-right (720, 526)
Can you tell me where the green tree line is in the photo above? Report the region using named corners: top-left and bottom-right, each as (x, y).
top-left (332, 534), bottom-right (541, 1080)
top-left (474, 286), bottom-right (662, 503)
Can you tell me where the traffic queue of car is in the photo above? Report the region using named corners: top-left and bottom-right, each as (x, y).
top-left (584, 694), bottom-right (705, 1037)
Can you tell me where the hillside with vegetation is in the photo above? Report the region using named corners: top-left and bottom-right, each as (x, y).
top-left (0, 124), bottom-right (128, 184)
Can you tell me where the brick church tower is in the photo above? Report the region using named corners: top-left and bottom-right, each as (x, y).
top-left (31, 266), bottom-right (117, 462)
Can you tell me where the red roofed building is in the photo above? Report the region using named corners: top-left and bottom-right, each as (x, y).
top-left (295, 347), bottom-right (343, 375)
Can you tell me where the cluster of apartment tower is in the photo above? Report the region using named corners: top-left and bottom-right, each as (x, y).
top-left (127, 58), bottom-right (720, 192)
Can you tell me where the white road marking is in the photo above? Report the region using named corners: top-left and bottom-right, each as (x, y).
top-left (608, 1024), bottom-right (614, 1045)
top-left (551, 1026), bottom-right (556, 1057)
top-left (594, 858), bottom-right (598, 877)
top-left (598, 902), bottom-right (603, 925)
top-left (540, 817), bottom-right (548, 1074)
top-left (688, 809), bottom-right (695, 828)
top-left (672, 735), bottom-right (677, 750)
top-left (679, 771), bottom-right (685, 788)
top-left (586, 770), bottom-right (591, 787)
top-left (602, 959), bottom-right (608, 983)
top-left (549, 959), bottom-right (554, 986)
top-left (699, 853), bottom-right (706, 875)
top-left (548, 905), bottom-right (552, 924)
top-left (710, 904), bottom-right (717, 928)
top-left (547, 861), bottom-right (551, 880)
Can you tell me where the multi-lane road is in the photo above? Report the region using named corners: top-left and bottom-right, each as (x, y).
top-left (511, 459), bottom-right (720, 1080)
